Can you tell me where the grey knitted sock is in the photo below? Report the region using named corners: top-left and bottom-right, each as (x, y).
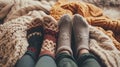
top-left (56, 14), bottom-right (73, 56)
top-left (73, 14), bottom-right (89, 57)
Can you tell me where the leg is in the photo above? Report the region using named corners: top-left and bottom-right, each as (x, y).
top-left (56, 15), bottom-right (78, 67)
top-left (73, 14), bottom-right (89, 57)
top-left (26, 26), bottom-right (44, 61)
top-left (39, 15), bottom-right (58, 58)
top-left (16, 24), bottom-right (44, 67)
top-left (36, 15), bottom-right (58, 67)
top-left (73, 14), bottom-right (101, 67)
top-left (35, 55), bottom-right (57, 67)
top-left (15, 54), bottom-right (35, 67)
top-left (78, 53), bottom-right (101, 67)
top-left (56, 53), bottom-right (78, 67)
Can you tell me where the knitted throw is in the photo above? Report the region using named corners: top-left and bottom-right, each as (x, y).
top-left (50, 0), bottom-right (120, 50)
top-left (0, 0), bottom-right (54, 67)
top-left (89, 26), bottom-right (120, 67)
top-left (0, 15), bottom-right (42, 67)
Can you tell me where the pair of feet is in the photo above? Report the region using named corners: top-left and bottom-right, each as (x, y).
top-left (26, 16), bottom-right (58, 61)
top-left (57, 14), bottom-right (89, 58)
top-left (26, 14), bottom-right (89, 61)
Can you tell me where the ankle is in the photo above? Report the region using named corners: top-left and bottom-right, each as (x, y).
top-left (78, 49), bottom-right (89, 56)
top-left (57, 50), bottom-right (71, 56)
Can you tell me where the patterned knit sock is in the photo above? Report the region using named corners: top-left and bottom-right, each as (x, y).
top-left (39, 15), bottom-right (58, 58)
top-left (26, 26), bottom-right (44, 61)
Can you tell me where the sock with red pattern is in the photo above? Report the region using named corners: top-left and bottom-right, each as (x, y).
top-left (26, 26), bottom-right (44, 61)
top-left (39, 15), bottom-right (58, 58)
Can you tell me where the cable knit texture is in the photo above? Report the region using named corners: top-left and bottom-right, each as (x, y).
top-left (50, 0), bottom-right (120, 51)
top-left (89, 26), bottom-right (120, 67)
top-left (0, 13), bottom-right (46, 67)
top-left (0, 0), bottom-right (54, 67)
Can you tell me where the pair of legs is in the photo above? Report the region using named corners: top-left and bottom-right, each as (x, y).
top-left (15, 14), bottom-right (100, 67)
top-left (56, 14), bottom-right (101, 67)
top-left (15, 16), bottom-right (58, 67)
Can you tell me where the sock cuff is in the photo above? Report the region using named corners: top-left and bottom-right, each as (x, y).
top-left (76, 45), bottom-right (89, 56)
top-left (39, 50), bottom-right (55, 58)
top-left (56, 46), bottom-right (73, 56)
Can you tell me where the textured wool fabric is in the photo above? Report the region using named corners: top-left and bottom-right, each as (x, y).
top-left (0, 2), bottom-right (13, 19)
top-left (56, 14), bottom-right (73, 55)
top-left (0, 0), bottom-right (54, 66)
top-left (89, 26), bottom-right (120, 67)
top-left (4, 0), bottom-right (50, 22)
top-left (80, 0), bottom-right (120, 7)
top-left (0, 0), bottom-right (55, 23)
top-left (81, 0), bottom-right (120, 19)
top-left (96, 27), bottom-right (120, 51)
top-left (40, 15), bottom-right (58, 58)
top-left (0, 10), bottom-right (47, 67)
top-left (50, 0), bottom-right (120, 51)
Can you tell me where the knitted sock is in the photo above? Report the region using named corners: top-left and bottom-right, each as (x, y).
top-left (56, 14), bottom-right (73, 55)
top-left (25, 26), bottom-right (44, 61)
top-left (73, 14), bottom-right (89, 57)
top-left (39, 15), bottom-right (58, 58)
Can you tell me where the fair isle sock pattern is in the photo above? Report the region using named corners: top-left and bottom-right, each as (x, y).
top-left (39, 15), bottom-right (58, 58)
top-left (25, 26), bottom-right (44, 61)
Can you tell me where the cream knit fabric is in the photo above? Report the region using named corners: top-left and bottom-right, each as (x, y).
top-left (0, 0), bottom-right (52, 67)
top-left (0, 0), bottom-right (13, 19)
top-left (0, 11), bottom-right (47, 67)
top-left (0, 0), bottom-right (55, 23)
top-left (89, 26), bottom-right (120, 67)
top-left (4, 0), bottom-right (50, 22)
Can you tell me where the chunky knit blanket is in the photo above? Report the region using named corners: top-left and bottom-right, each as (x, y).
top-left (0, 0), bottom-right (53, 67)
top-left (50, 0), bottom-right (120, 50)
top-left (89, 26), bottom-right (120, 67)
top-left (0, 0), bottom-right (120, 67)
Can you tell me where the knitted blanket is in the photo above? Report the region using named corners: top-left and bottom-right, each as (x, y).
top-left (80, 0), bottom-right (120, 22)
top-left (50, 0), bottom-right (120, 50)
top-left (0, 0), bottom-right (53, 67)
top-left (0, 0), bottom-right (120, 67)
top-left (89, 26), bottom-right (120, 67)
